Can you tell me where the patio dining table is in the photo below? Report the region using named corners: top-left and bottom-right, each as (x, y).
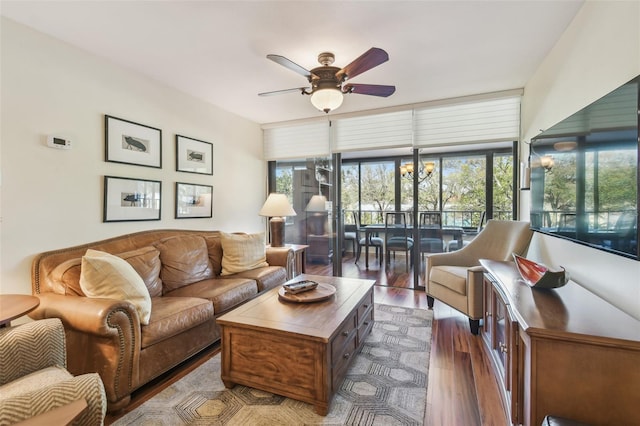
top-left (362, 224), bottom-right (464, 268)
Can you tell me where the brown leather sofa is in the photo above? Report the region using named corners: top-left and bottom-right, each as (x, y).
top-left (29, 229), bottom-right (292, 413)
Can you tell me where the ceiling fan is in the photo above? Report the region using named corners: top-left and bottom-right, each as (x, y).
top-left (258, 47), bottom-right (396, 114)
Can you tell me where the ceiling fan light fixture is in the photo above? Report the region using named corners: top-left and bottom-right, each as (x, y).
top-left (310, 88), bottom-right (344, 113)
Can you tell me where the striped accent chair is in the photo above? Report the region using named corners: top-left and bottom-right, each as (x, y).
top-left (0, 318), bottom-right (106, 425)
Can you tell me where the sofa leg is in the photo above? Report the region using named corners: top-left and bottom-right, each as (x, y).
top-left (107, 395), bottom-right (131, 414)
top-left (469, 318), bottom-right (480, 335)
top-left (427, 295), bottom-right (435, 309)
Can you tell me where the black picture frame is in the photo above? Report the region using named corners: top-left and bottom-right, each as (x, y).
top-left (103, 176), bottom-right (162, 222)
top-left (105, 115), bottom-right (162, 168)
top-left (176, 135), bottom-right (213, 175)
top-left (175, 182), bottom-right (213, 219)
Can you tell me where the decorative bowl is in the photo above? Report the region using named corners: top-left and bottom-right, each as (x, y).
top-left (512, 253), bottom-right (569, 289)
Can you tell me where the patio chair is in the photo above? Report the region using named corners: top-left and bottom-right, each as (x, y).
top-left (385, 212), bottom-right (414, 271)
top-left (353, 211), bottom-right (383, 264)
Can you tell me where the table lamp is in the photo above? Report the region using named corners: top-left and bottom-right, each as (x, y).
top-left (305, 195), bottom-right (328, 235)
top-left (259, 193), bottom-right (296, 247)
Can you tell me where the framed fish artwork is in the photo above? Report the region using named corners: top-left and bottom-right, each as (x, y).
top-left (175, 135), bottom-right (213, 175)
top-left (105, 115), bottom-right (162, 168)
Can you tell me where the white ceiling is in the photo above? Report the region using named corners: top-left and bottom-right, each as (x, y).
top-left (1, 0), bottom-right (584, 125)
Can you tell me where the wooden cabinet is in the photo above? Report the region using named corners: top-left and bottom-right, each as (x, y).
top-left (480, 259), bottom-right (640, 426)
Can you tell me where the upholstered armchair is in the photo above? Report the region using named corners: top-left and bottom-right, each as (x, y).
top-left (425, 220), bottom-right (533, 334)
top-left (0, 318), bottom-right (107, 425)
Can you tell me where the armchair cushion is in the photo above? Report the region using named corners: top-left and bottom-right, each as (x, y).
top-left (0, 319), bottom-right (107, 425)
top-left (220, 232), bottom-right (268, 275)
top-left (0, 373), bottom-right (106, 426)
top-left (431, 266), bottom-right (468, 295)
top-left (80, 249), bottom-right (152, 325)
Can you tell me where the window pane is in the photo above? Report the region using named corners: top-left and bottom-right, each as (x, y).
top-left (493, 153), bottom-right (514, 220)
top-left (360, 161), bottom-right (394, 224)
top-left (442, 155), bottom-right (486, 227)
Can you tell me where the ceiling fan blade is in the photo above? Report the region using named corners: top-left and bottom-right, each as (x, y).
top-left (344, 83), bottom-right (396, 97)
top-left (267, 54), bottom-right (312, 79)
top-left (258, 87), bottom-right (309, 96)
top-left (338, 47), bottom-right (389, 80)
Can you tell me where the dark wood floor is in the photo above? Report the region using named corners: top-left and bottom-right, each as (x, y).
top-left (107, 251), bottom-right (508, 425)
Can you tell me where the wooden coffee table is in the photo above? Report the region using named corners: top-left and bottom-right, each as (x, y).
top-left (217, 274), bottom-right (375, 415)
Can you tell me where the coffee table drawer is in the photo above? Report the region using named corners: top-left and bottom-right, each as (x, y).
top-left (332, 334), bottom-right (358, 391)
top-left (331, 313), bottom-right (357, 362)
top-left (358, 304), bottom-right (375, 342)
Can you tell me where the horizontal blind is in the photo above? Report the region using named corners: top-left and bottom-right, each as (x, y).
top-left (333, 110), bottom-right (413, 152)
top-left (263, 122), bottom-right (330, 160)
top-left (414, 96), bottom-right (521, 147)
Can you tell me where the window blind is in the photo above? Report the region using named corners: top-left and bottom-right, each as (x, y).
top-left (414, 96), bottom-right (521, 147)
top-left (263, 121), bottom-right (330, 160)
top-left (333, 110), bottom-right (413, 152)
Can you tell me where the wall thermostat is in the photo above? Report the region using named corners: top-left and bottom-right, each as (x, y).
top-left (47, 135), bottom-right (72, 150)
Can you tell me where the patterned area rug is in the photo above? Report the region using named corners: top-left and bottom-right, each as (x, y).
top-left (113, 303), bottom-right (433, 425)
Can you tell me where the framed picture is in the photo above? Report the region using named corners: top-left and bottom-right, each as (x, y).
top-left (176, 135), bottom-right (213, 175)
top-left (175, 182), bottom-right (213, 219)
top-left (105, 115), bottom-right (162, 168)
top-left (103, 176), bottom-right (161, 222)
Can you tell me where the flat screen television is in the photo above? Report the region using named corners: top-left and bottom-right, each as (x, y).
top-left (530, 75), bottom-right (639, 260)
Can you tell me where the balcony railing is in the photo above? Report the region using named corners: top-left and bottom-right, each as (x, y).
top-left (344, 209), bottom-right (510, 230)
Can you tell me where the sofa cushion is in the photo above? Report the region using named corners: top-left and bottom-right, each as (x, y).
top-left (430, 265), bottom-right (468, 295)
top-left (154, 235), bottom-right (213, 293)
top-left (141, 297), bottom-right (214, 348)
top-left (49, 257), bottom-right (83, 296)
top-left (116, 246), bottom-right (163, 298)
top-left (204, 235), bottom-right (223, 276)
top-left (80, 249), bottom-right (152, 325)
top-left (48, 246), bottom-right (163, 297)
top-left (220, 232), bottom-right (268, 276)
top-left (164, 278), bottom-right (258, 313)
top-left (230, 266), bottom-right (286, 292)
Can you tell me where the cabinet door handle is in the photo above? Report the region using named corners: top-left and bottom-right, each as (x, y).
top-left (342, 331), bottom-right (349, 337)
top-left (363, 321), bottom-right (370, 326)
top-left (343, 353), bottom-right (351, 359)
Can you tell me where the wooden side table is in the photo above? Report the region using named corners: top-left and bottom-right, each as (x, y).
top-left (0, 294), bottom-right (39, 327)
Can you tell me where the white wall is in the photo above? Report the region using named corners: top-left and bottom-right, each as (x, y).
top-left (0, 18), bottom-right (266, 297)
top-left (521, 1), bottom-right (640, 319)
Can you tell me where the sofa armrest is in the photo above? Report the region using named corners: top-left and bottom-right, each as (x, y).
top-left (28, 293), bottom-right (141, 405)
top-left (0, 318), bottom-right (66, 385)
top-left (266, 246), bottom-right (294, 278)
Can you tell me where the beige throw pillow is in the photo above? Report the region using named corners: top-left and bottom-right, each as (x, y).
top-left (220, 232), bottom-right (268, 276)
top-left (80, 249), bottom-right (152, 325)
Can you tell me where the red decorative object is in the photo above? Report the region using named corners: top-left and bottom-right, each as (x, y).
top-left (512, 253), bottom-right (569, 289)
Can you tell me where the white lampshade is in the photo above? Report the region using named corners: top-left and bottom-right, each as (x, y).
top-left (305, 195), bottom-right (327, 212)
top-left (259, 193), bottom-right (296, 217)
top-left (310, 88), bottom-right (344, 113)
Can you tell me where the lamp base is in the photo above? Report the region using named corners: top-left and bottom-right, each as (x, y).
top-left (269, 217), bottom-right (286, 247)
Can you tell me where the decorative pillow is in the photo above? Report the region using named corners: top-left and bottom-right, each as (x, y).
top-left (220, 232), bottom-right (268, 276)
top-left (154, 235), bottom-right (213, 293)
top-left (79, 249), bottom-right (152, 325)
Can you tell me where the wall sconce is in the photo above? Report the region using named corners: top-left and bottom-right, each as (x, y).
top-left (520, 161), bottom-right (531, 190)
top-left (540, 155), bottom-right (554, 171)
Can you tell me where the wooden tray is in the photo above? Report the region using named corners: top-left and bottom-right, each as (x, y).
top-left (278, 283), bottom-right (336, 303)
